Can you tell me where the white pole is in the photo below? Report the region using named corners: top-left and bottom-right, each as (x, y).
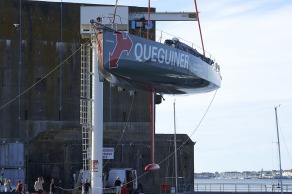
top-left (91, 34), bottom-right (103, 194)
top-left (274, 105), bottom-right (283, 194)
top-left (173, 100), bottom-right (178, 193)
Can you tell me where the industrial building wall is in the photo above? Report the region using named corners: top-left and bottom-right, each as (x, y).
top-left (0, 0), bottom-right (82, 140)
top-left (0, 1), bottom-right (85, 190)
top-left (0, 1), bottom-right (194, 193)
top-left (0, 143), bottom-right (25, 188)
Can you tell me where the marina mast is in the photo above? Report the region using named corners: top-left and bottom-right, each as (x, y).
top-left (274, 105), bottom-right (283, 194)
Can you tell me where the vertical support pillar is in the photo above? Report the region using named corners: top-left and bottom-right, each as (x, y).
top-left (91, 34), bottom-right (103, 194)
top-left (145, 88), bottom-right (160, 171)
top-left (150, 90), bottom-right (155, 164)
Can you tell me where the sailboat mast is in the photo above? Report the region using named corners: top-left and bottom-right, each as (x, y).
top-left (173, 100), bottom-right (178, 193)
top-left (274, 105), bottom-right (283, 194)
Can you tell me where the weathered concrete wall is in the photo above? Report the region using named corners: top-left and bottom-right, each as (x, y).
top-left (0, 0), bottom-right (82, 139)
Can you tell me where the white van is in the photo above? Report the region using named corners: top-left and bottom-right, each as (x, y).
top-left (105, 168), bottom-right (137, 190)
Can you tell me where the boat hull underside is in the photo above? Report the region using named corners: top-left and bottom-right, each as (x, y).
top-left (99, 30), bottom-right (221, 94)
top-left (101, 59), bottom-right (218, 94)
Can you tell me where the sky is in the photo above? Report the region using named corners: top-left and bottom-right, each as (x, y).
top-left (42, 0), bottom-right (292, 173)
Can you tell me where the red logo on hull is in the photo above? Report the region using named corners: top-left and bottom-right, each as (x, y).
top-left (109, 32), bottom-right (133, 68)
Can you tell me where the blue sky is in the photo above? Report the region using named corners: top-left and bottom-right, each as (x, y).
top-left (43, 0), bottom-right (292, 173)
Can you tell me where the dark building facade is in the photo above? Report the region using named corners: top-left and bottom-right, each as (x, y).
top-left (0, 0), bottom-right (194, 193)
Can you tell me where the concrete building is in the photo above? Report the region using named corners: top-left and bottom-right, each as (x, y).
top-left (0, 0), bottom-right (195, 193)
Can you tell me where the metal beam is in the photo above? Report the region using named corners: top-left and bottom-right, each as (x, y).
top-left (129, 12), bottom-right (198, 21)
top-left (80, 23), bottom-right (128, 38)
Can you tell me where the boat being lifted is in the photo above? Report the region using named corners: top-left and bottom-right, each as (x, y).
top-left (80, 2), bottom-right (222, 193)
top-left (93, 21), bottom-right (221, 95)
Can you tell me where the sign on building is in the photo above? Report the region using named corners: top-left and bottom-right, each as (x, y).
top-left (102, 147), bottom-right (114, 159)
top-left (87, 147), bottom-right (114, 159)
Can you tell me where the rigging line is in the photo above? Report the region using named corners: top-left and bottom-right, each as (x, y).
top-left (112, 0), bottom-right (119, 25)
top-left (110, 89), bottom-right (218, 187)
top-left (155, 28), bottom-right (201, 50)
top-left (37, 178), bottom-right (86, 193)
top-left (157, 89), bottom-right (218, 166)
top-left (131, 91), bottom-right (218, 185)
top-left (278, 121), bottom-right (292, 168)
top-left (103, 161), bottom-right (150, 190)
top-left (102, 12), bottom-right (201, 47)
top-left (99, 13), bottom-right (213, 57)
top-left (156, 28), bottom-right (214, 59)
top-left (103, 94), bottom-right (135, 168)
top-left (0, 39), bottom-right (90, 111)
top-left (58, 182), bottom-right (88, 192)
top-left (188, 89), bottom-right (218, 137)
top-left (108, 14), bottom-right (123, 27)
top-left (136, 26), bottom-right (214, 58)
top-left (101, 167), bottom-right (151, 193)
top-left (114, 96), bottom-right (176, 186)
top-left (166, 135), bottom-right (172, 179)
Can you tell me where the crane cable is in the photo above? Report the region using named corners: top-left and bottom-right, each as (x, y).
top-left (194, 0), bottom-right (206, 56)
top-left (147, 0), bottom-right (150, 39)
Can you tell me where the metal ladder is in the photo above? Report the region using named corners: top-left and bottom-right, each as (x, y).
top-left (80, 43), bottom-right (92, 171)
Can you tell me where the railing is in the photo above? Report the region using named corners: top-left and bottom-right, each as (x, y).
top-left (132, 27), bottom-right (220, 75)
top-left (194, 183), bottom-right (292, 192)
top-left (155, 29), bottom-right (222, 78)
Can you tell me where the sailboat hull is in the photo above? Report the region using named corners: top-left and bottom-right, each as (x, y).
top-left (97, 30), bottom-right (221, 94)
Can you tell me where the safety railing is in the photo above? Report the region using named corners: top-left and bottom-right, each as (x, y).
top-left (194, 183), bottom-right (292, 192)
top-left (155, 29), bottom-right (221, 78)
